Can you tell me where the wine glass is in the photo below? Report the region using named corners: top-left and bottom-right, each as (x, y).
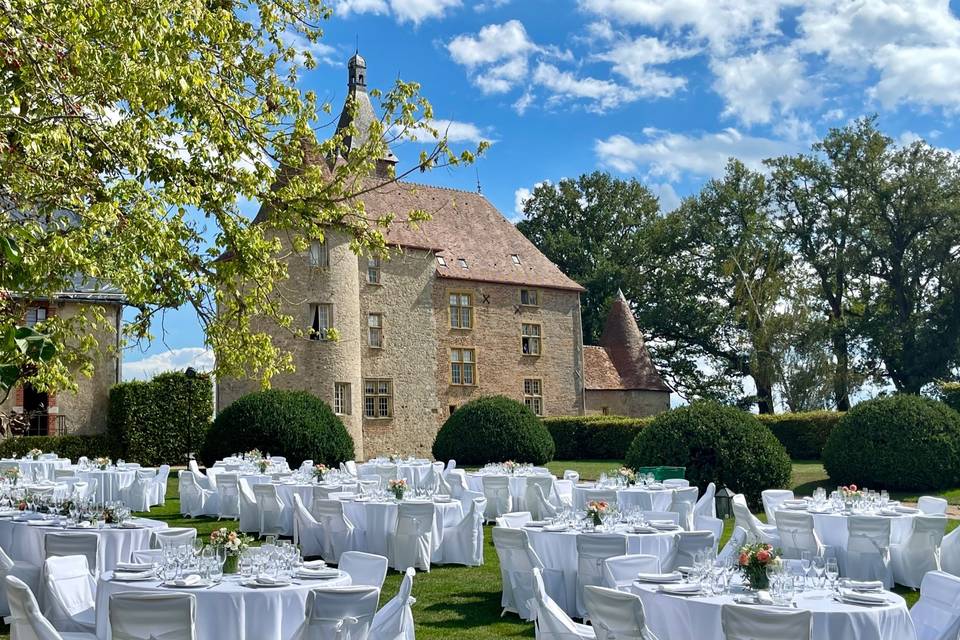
top-left (800, 551), bottom-right (812, 589)
top-left (825, 558), bottom-right (840, 593)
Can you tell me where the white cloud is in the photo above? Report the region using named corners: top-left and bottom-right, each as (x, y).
top-left (514, 187), bottom-right (532, 217)
top-left (711, 47), bottom-right (818, 125)
top-left (533, 62), bottom-right (640, 112)
top-left (333, 0), bottom-right (460, 24)
top-left (447, 20), bottom-right (537, 67)
top-left (408, 119), bottom-right (495, 145)
top-left (473, 0), bottom-right (510, 10)
top-left (870, 45), bottom-right (960, 110)
top-left (512, 90), bottom-right (535, 115)
top-left (595, 36), bottom-right (694, 97)
top-left (653, 183), bottom-right (682, 212)
top-left (595, 128), bottom-right (797, 180)
top-left (123, 347), bottom-right (214, 381)
top-left (283, 31), bottom-right (338, 67)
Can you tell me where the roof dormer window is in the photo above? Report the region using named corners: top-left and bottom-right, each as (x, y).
top-left (436, 256), bottom-right (447, 267)
top-left (511, 254), bottom-right (521, 265)
top-left (458, 258), bottom-right (468, 269)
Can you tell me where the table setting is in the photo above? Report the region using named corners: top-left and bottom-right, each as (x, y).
top-left (572, 468), bottom-right (676, 511)
top-left (465, 461), bottom-right (555, 509)
top-left (357, 456), bottom-right (434, 489)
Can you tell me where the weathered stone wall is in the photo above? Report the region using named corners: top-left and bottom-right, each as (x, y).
top-left (584, 388), bottom-right (669, 417)
top-left (432, 280), bottom-right (583, 426)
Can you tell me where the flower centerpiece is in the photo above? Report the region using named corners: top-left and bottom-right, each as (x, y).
top-left (102, 505), bottom-right (122, 524)
top-left (93, 456), bottom-right (111, 471)
top-left (585, 500), bottom-right (610, 527)
top-left (388, 478), bottom-right (408, 500)
top-left (27, 448), bottom-right (43, 460)
top-left (617, 466), bottom-right (637, 486)
top-left (503, 460), bottom-right (517, 475)
top-left (738, 542), bottom-right (781, 590)
top-left (209, 527), bottom-right (250, 573)
top-left (840, 484), bottom-right (861, 499)
top-left (388, 452), bottom-right (400, 463)
top-left (257, 459), bottom-right (269, 474)
top-left (312, 464), bottom-right (329, 482)
top-left (3, 466), bottom-right (21, 486)
top-left (244, 448), bottom-right (263, 461)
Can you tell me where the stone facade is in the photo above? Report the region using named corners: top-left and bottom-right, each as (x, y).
top-left (584, 389), bottom-right (670, 417)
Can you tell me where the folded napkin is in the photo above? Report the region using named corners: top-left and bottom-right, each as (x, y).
top-left (433, 496), bottom-right (451, 503)
top-left (71, 521), bottom-right (92, 528)
top-left (543, 524), bottom-right (568, 532)
top-left (302, 560), bottom-right (327, 569)
top-left (112, 569), bottom-right (154, 580)
top-left (658, 583), bottom-right (701, 594)
top-left (755, 590), bottom-right (775, 605)
top-left (636, 572), bottom-right (682, 583)
top-left (297, 567), bottom-right (340, 578)
top-left (254, 576), bottom-right (289, 586)
top-left (840, 589), bottom-right (889, 605)
top-left (526, 520), bottom-right (548, 528)
top-left (26, 519), bottom-right (51, 526)
top-left (631, 526), bottom-right (656, 534)
top-left (168, 575), bottom-right (204, 587)
top-left (843, 580), bottom-right (884, 591)
top-left (879, 508), bottom-right (899, 516)
top-left (116, 562), bottom-right (154, 572)
top-left (119, 521), bottom-right (141, 528)
top-left (676, 566), bottom-right (694, 575)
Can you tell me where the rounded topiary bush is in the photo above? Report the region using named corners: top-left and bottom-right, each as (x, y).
top-left (823, 394), bottom-right (960, 491)
top-left (432, 395), bottom-right (555, 465)
top-left (625, 401), bottom-right (791, 506)
top-left (201, 390), bottom-right (354, 467)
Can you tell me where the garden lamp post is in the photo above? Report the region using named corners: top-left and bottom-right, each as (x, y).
top-left (185, 367), bottom-right (197, 462)
top-left (715, 486), bottom-right (735, 519)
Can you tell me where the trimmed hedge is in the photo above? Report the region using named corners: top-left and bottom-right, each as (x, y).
top-left (109, 371), bottom-right (213, 466)
top-left (432, 395), bottom-right (555, 465)
top-left (544, 415), bottom-right (651, 459)
top-left (625, 401), bottom-right (792, 506)
top-left (201, 390), bottom-right (354, 467)
top-left (0, 434), bottom-right (118, 460)
top-left (940, 382), bottom-right (960, 414)
top-left (756, 411), bottom-right (842, 460)
top-left (823, 394), bottom-right (960, 491)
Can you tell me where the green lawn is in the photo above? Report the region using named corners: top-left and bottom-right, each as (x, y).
top-left (0, 460), bottom-right (956, 638)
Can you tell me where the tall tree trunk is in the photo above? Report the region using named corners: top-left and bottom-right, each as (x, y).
top-left (830, 315), bottom-right (850, 411)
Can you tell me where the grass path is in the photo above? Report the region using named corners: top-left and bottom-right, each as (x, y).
top-left (0, 460), bottom-right (956, 638)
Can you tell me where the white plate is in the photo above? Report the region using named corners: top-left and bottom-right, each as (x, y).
top-left (242, 579), bottom-right (291, 588)
top-left (112, 573), bottom-right (156, 582)
top-left (163, 580), bottom-right (210, 589)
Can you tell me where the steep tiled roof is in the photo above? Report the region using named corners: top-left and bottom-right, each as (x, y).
top-left (584, 291), bottom-right (670, 392)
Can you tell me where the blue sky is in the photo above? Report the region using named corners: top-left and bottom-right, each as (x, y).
top-left (124, 0), bottom-right (960, 379)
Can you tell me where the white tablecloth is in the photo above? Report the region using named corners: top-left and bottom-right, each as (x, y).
top-left (75, 469), bottom-right (138, 504)
top-left (525, 525), bottom-right (679, 616)
top-left (1, 458), bottom-right (71, 482)
top-left (630, 583), bottom-right (916, 640)
top-left (464, 473), bottom-right (554, 510)
top-left (95, 571), bottom-right (352, 640)
top-left (0, 516), bottom-right (167, 573)
top-left (573, 485), bottom-right (674, 511)
top-left (357, 461), bottom-right (434, 489)
top-left (342, 497), bottom-right (463, 559)
top-left (241, 479), bottom-right (314, 536)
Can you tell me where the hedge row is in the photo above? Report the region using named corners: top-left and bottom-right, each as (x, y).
top-left (544, 415), bottom-right (651, 459)
top-left (108, 371), bottom-right (213, 466)
top-left (755, 411), bottom-right (842, 460)
top-left (0, 434), bottom-right (118, 460)
top-left (941, 382), bottom-right (960, 414)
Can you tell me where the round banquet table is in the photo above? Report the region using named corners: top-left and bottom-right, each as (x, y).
top-left (1, 458), bottom-right (71, 482)
top-left (524, 524), bottom-right (679, 617)
top-left (95, 570), bottom-right (352, 640)
top-left (74, 468), bottom-right (138, 504)
top-left (341, 496), bottom-right (463, 560)
top-left (357, 460), bottom-right (434, 489)
top-left (243, 479), bottom-right (314, 536)
top-left (464, 473), bottom-right (555, 510)
top-left (572, 485), bottom-right (674, 511)
top-left (629, 582), bottom-right (916, 640)
top-left (0, 515), bottom-right (167, 573)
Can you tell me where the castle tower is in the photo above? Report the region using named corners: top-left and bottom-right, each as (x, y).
top-left (335, 52), bottom-right (398, 178)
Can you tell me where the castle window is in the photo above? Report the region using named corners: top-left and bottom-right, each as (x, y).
top-left (511, 254), bottom-right (521, 265)
top-left (367, 257), bottom-right (381, 284)
top-left (368, 313), bottom-right (383, 348)
top-left (25, 307), bottom-right (47, 327)
top-left (457, 258), bottom-right (468, 269)
top-left (364, 378), bottom-right (393, 418)
top-left (309, 239), bottom-right (329, 268)
top-left (520, 288), bottom-right (539, 306)
top-left (450, 348), bottom-right (476, 386)
top-left (309, 303), bottom-right (333, 340)
top-left (449, 292), bottom-right (473, 329)
top-left (521, 323), bottom-right (541, 356)
top-left (436, 256), bottom-right (447, 267)
top-left (524, 379), bottom-right (543, 416)
top-left (334, 382), bottom-right (351, 415)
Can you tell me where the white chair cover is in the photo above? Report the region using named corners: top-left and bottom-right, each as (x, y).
top-left (721, 603), bottom-right (811, 639)
top-left (74, 480), bottom-right (98, 503)
top-left (554, 480), bottom-right (574, 507)
top-left (42, 556), bottom-right (96, 633)
top-left (437, 496), bottom-right (486, 566)
top-left (238, 478), bottom-right (259, 533)
top-left (496, 511), bottom-right (533, 529)
top-left (602, 554), bottom-right (660, 590)
top-left (563, 470), bottom-right (580, 483)
top-left (694, 482), bottom-right (716, 519)
top-left (0, 544), bottom-right (40, 617)
top-left (911, 570), bottom-right (960, 640)
top-left (890, 514), bottom-right (946, 589)
top-left (6, 575), bottom-right (94, 640)
top-left (670, 531), bottom-right (715, 571)
top-left (314, 499), bottom-right (359, 563)
top-left (492, 527), bottom-right (543, 620)
top-left (445, 471), bottom-right (469, 500)
top-left (663, 479), bottom-right (689, 488)
top-left (845, 515), bottom-right (893, 588)
top-left (340, 551), bottom-right (388, 592)
top-left (178, 471), bottom-right (215, 517)
top-left (640, 511), bottom-right (678, 525)
top-left (121, 470), bottom-right (155, 512)
top-left (941, 526), bottom-right (960, 578)
top-left (482, 476), bottom-right (513, 522)
top-left (576, 534), bottom-right (627, 619)
top-left (294, 586), bottom-right (379, 640)
top-left (292, 495), bottom-right (325, 558)
top-left (733, 494), bottom-right (779, 545)
top-left (369, 567), bottom-right (416, 640)
top-left (718, 527), bottom-right (748, 565)
top-left (531, 568), bottom-right (595, 640)
top-left (44, 533), bottom-right (99, 577)
top-left (445, 460), bottom-right (457, 473)
top-left (918, 496), bottom-right (948, 516)
top-left (252, 484), bottom-right (285, 537)
top-left (216, 473), bottom-right (241, 520)
top-left (108, 591), bottom-right (196, 640)
top-left (582, 585), bottom-right (659, 640)
top-left (669, 487), bottom-right (698, 531)
top-left (187, 460), bottom-right (210, 489)
top-left (761, 490), bottom-right (795, 524)
top-left (151, 465), bottom-right (171, 505)
top-left (775, 511), bottom-right (824, 560)
top-left (150, 528), bottom-right (197, 549)
top-left (389, 502), bottom-right (435, 572)
top-left (130, 549), bottom-right (164, 564)
top-left (530, 485), bottom-right (559, 521)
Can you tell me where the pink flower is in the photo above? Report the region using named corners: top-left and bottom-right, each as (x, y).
top-left (849, 484), bottom-right (858, 492)
top-left (738, 553), bottom-right (749, 566)
top-left (756, 550), bottom-right (770, 563)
